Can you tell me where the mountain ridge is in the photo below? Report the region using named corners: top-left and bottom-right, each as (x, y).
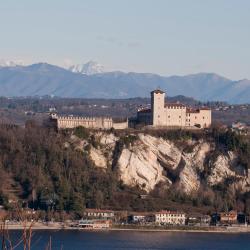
top-left (0, 62), bottom-right (249, 103)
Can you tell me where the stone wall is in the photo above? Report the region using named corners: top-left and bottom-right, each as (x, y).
top-left (113, 120), bottom-right (128, 130)
top-left (186, 109), bottom-right (211, 128)
top-left (165, 105), bottom-right (187, 127)
top-left (51, 114), bottom-right (128, 130)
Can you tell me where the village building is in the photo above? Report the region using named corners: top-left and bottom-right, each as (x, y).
top-left (187, 214), bottom-right (211, 226)
top-left (220, 210), bottom-right (238, 225)
top-left (137, 89), bottom-right (211, 128)
top-left (129, 214), bottom-right (147, 223)
top-left (231, 122), bottom-right (249, 135)
top-left (155, 210), bottom-right (186, 225)
top-left (128, 212), bottom-right (155, 224)
top-left (83, 209), bottom-right (115, 219)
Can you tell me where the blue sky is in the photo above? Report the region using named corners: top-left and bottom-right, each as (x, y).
top-left (0, 0), bottom-right (249, 79)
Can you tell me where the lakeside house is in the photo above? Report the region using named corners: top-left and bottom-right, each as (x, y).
top-left (155, 211), bottom-right (186, 225)
top-left (128, 212), bottom-right (155, 224)
top-left (130, 214), bottom-right (146, 223)
top-left (220, 211), bottom-right (238, 225)
top-left (83, 209), bottom-right (115, 219)
top-left (187, 214), bottom-right (211, 226)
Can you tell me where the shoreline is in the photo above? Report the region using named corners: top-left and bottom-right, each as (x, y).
top-left (4, 224), bottom-right (250, 234)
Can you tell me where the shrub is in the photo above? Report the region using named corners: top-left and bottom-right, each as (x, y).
top-left (74, 126), bottom-right (90, 140)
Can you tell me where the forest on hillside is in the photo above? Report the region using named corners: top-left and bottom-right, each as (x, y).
top-left (0, 122), bottom-right (249, 219)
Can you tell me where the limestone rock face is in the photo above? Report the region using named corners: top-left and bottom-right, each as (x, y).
top-left (89, 147), bottom-right (107, 169)
top-left (207, 154), bottom-right (236, 186)
top-left (118, 147), bottom-right (170, 192)
top-left (177, 142), bottom-right (211, 193)
top-left (84, 132), bottom-right (249, 195)
top-left (116, 135), bottom-right (213, 194)
top-left (99, 133), bottom-right (118, 147)
top-left (138, 134), bottom-right (182, 170)
top-left (117, 134), bottom-right (183, 192)
top-left (178, 162), bottom-right (200, 194)
top-left (207, 152), bottom-right (248, 188)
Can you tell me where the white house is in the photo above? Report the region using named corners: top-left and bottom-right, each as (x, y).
top-left (155, 210), bottom-right (186, 225)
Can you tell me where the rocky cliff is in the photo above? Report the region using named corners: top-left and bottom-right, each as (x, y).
top-left (72, 131), bottom-right (250, 196)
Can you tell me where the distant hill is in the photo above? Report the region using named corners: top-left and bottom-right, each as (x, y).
top-left (0, 63), bottom-right (249, 103)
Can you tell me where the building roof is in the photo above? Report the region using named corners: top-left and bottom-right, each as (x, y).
top-left (187, 107), bottom-right (211, 113)
top-left (199, 107), bottom-right (211, 110)
top-left (186, 108), bottom-right (200, 113)
top-left (220, 210), bottom-right (237, 216)
top-left (151, 89), bottom-right (165, 94)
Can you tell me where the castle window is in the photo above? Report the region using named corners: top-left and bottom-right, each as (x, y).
top-left (168, 115), bottom-right (170, 118)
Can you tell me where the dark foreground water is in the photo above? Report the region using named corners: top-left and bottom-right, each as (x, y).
top-left (5, 230), bottom-right (250, 250)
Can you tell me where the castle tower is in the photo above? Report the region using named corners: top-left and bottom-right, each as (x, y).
top-left (151, 89), bottom-right (165, 126)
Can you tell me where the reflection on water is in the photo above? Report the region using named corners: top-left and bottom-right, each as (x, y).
top-left (5, 230), bottom-right (250, 250)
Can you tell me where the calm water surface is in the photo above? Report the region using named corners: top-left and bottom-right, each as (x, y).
top-left (7, 230), bottom-right (250, 250)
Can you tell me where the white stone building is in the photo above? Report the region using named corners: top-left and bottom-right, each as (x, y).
top-left (83, 209), bottom-right (114, 219)
top-left (137, 89), bottom-right (212, 128)
top-left (50, 114), bottom-right (128, 130)
top-left (155, 210), bottom-right (186, 225)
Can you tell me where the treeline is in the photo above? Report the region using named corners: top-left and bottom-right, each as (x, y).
top-left (0, 122), bottom-right (163, 218)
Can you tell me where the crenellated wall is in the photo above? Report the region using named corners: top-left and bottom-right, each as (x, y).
top-left (51, 114), bottom-right (128, 130)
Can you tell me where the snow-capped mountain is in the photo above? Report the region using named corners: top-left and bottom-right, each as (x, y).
top-left (0, 62), bottom-right (249, 103)
top-left (68, 61), bottom-right (105, 75)
top-left (0, 59), bottom-right (24, 68)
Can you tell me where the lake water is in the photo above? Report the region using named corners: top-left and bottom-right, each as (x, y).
top-left (6, 230), bottom-right (250, 250)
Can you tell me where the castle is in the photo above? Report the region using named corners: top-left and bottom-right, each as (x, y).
top-left (51, 89), bottom-right (211, 130)
top-left (50, 114), bottom-right (128, 130)
top-left (137, 89), bottom-right (211, 128)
